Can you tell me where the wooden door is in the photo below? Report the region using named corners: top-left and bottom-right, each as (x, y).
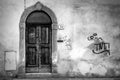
top-left (25, 23), bottom-right (52, 73)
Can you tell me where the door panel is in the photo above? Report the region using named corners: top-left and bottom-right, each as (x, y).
top-left (26, 26), bottom-right (38, 68)
top-left (28, 27), bottom-right (36, 44)
top-left (39, 25), bottom-right (52, 72)
top-left (26, 24), bottom-right (52, 73)
top-left (41, 27), bottom-right (49, 43)
top-left (27, 47), bottom-right (37, 66)
top-left (41, 48), bottom-right (49, 65)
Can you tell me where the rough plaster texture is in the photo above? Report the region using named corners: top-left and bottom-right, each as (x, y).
top-left (0, 0), bottom-right (120, 78)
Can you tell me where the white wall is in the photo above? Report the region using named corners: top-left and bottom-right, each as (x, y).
top-left (0, 0), bottom-right (120, 77)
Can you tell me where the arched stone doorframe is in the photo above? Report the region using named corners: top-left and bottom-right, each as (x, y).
top-left (18, 2), bottom-right (58, 75)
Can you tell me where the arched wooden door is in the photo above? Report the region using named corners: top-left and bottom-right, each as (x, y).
top-left (25, 11), bottom-right (52, 73)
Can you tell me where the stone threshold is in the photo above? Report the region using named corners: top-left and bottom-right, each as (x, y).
top-left (16, 73), bottom-right (120, 78)
top-left (17, 73), bottom-right (59, 78)
top-left (12, 78), bottom-right (120, 80)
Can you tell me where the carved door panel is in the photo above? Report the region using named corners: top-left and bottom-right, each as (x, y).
top-left (39, 25), bottom-right (52, 72)
top-left (26, 24), bottom-right (52, 73)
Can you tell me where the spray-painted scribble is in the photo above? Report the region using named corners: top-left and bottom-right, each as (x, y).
top-left (63, 36), bottom-right (72, 50)
top-left (87, 33), bottom-right (110, 55)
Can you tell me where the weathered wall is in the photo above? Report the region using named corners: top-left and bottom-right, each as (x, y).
top-left (57, 4), bottom-right (120, 77)
top-left (0, 0), bottom-right (23, 77)
top-left (0, 0), bottom-right (120, 77)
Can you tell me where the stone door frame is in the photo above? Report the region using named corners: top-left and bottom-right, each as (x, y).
top-left (18, 2), bottom-right (58, 75)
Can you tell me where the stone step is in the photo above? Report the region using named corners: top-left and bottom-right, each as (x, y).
top-left (13, 78), bottom-right (120, 80)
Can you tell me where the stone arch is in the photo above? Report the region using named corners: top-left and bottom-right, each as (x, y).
top-left (18, 2), bottom-right (58, 75)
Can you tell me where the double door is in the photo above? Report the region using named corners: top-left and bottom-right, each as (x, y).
top-left (25, 23), bottom-right (52, 73)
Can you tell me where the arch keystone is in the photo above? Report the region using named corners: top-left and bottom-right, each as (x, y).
top-left (35, 1), bottom-right (43, 10)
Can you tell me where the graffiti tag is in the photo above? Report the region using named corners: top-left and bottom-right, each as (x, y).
top-left (63, 36), bottom-right (72, 50)
top-left (87, 33), bottom-right (110, 55)
top-left (92, 42), bottom-right (110, 55)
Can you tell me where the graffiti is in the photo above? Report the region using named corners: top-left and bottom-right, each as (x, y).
top-left (57, 35), bottom-right (72, 50)
top-left (87, 33), bottom-right (110, 55)
top-left (63, 36), bottom-right (72, 50)
top-left (58, 24), bottom-right (64, 30)
top-left (65, 38), bottom-right (72, 50)
top-left (92, 42), bottom-right (110, 55)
